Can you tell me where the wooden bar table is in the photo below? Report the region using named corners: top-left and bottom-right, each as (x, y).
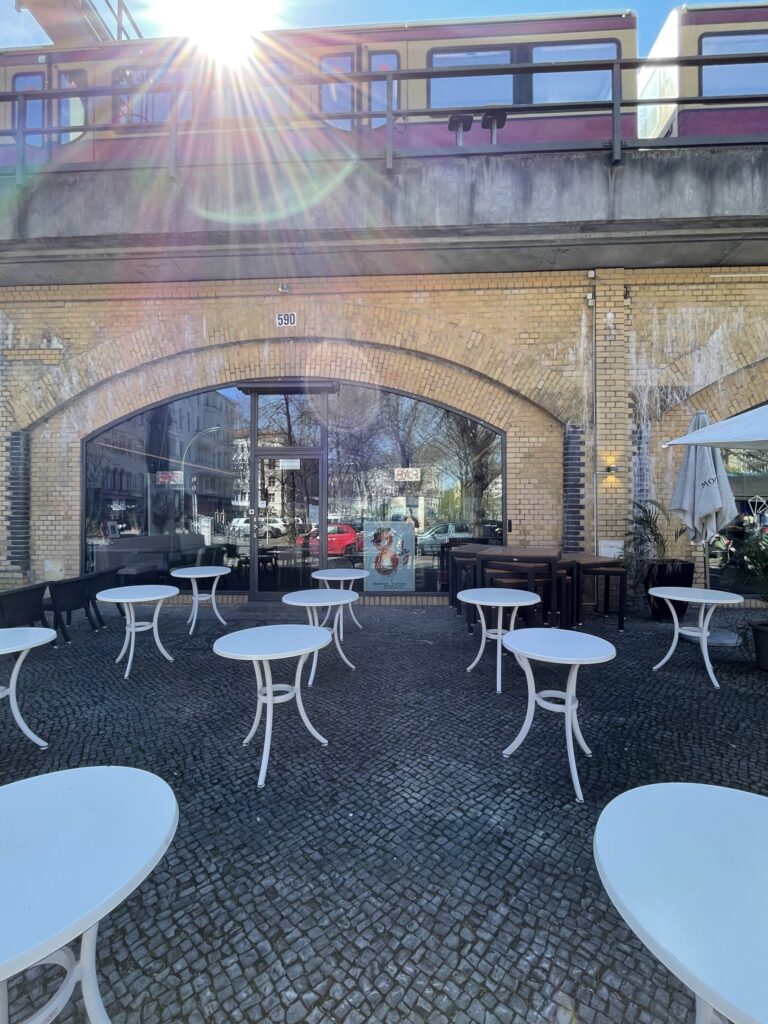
top-left (475, 546), bottom-right (562, 626)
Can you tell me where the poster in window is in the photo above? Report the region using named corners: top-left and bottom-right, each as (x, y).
top-left (363, 521), bottom-right (415, 593)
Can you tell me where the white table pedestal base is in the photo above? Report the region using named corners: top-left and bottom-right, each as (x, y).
top-left (115, 603), bottom-right (174, 680)
top-left (653, 602), bottom-right (720, 688)
top-left (302, 605), bottom-right (354, 686)
top-left (0, 923), bottom-right (111, 1024)
top-left (467, 605), bottom-right (521, 695)
top-left (1, 647), bottom-right (48, 749)
top-left (243, 653), bottom-right (327, 788)
top-left (185, 577), bottom-right (227, 635)
top-left (503, 659), bottom-right (591, 802)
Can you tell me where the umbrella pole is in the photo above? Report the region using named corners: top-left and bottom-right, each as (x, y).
top-left (703, 541), bottom-right (710, 589)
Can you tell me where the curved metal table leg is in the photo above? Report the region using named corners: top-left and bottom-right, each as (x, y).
top-left (79, 923), bottom-right (111, 1024)
top-left (151, 600), bottom-right (174, 663)
top-left (652, 598), bottom-right (680, 672)
top-left (502, 654), bottom-right (537, 757)
top-left (319, 581), bottom-right (332, 627)
top-left (5, 647), bottom-right (48, 748)
top-left (188, 579), bottom-right (200, 636)
top-left (257, 661), bottom-right (274, 789)
top-left (466, 603), bottom-right (487, 673)
top-left (563, 664), bottom-right (584, 803)
top-left (332, 606), bottom-right (355, 670)
top-left (348, 581), bottom-right (363, 631)
top-left (122, 604), bottom-right (137, 680)
top-left (115, 605), bottom-right (132, 665)
top-left (304, 607), bottom-right (320, 687)
top-left (698, 604), bottom-right (720, 689)
top-left (293, 651), bottom-right (327, 745)
top-left (243, 660), bottom-right (265, 746)
top-left (210, 575), bottom-right (227, 627)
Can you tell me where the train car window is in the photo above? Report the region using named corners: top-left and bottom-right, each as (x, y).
top-left (113, 67), bottom-right (192, 125)
top-left (320, 53), bottom-right (354, 131)
top-left (205, 60), bottom-right (291, 122)
top-left (531, 42), bottom-right (617, 104)
top-left (369, 51), bottom-right (399, 128)
top-left (12, 72), bottom-right (44, 148)
top-left (58, 69), bottom-right (87, 145)
top-left (429, 50), bottom-right (513, 110)
top-left (701, 33), bottom-right (768, 97)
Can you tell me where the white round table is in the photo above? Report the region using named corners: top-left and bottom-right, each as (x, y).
top-left (96, 585), bottom-right (179, 679)
top-left (648, 586), bottom-right (744, 689)
top-left (213, 624), bottom-right (332, 788)
top-left (0, 766), bottom-right (178, 1024)
top-left (501, 627), bottom-right (616, 802)
top-left (170, 566), bottom-right (231, 635)
top-left (456, 587), bottom-right (542, 694)
top-left (282, 589), bottom-right (358, 685)
top-left (0, 626), bottom-right (56, 748)
top-left (311, 568), bottom-right (369, 635)
top-left (594, 783), bottom-right (768, 1024)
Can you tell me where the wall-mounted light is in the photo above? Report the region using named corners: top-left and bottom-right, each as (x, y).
top-left (605, 464), bottom-right (619, 475)
top-left (277, 283), bottom-right (291, 294)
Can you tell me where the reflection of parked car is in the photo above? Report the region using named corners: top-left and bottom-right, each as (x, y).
top-left (259, 517), bottom-right (285, 538)
top-left (417, 522), bottom-right (471, 556)
top-left (298, 524), bottom-right (363, 556)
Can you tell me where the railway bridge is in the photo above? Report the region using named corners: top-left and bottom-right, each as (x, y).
top-left (1, 144), bottom-right (767, 284)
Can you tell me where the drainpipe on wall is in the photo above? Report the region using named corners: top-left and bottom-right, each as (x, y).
top-left (587, 271), bottom-right (598, 554)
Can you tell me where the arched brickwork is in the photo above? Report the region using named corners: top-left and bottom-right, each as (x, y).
top-left (27, 339), bottom-right (565, 580)
top-left (631, 356), bottom-right (768, 563)
top-left (7, 300), bottom-right (583, 432)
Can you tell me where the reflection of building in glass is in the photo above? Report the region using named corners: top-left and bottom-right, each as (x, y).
top-left (85, 390), bottom-right (241, 538)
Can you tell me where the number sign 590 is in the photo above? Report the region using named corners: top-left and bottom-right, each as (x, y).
top-left (275, 312), bottom-right (298, 328)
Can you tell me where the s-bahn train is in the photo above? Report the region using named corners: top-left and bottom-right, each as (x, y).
top-left (639, 2), bottom-right (768, 138)
top-left (0, 4), bottom-right (765, 172)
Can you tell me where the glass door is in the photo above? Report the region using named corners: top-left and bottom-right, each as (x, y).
top-left (252, 456), bottom-right (322, 596)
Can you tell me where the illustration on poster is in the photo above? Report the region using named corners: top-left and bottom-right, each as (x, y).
top-left (371, 526), bottom-right (410, 576)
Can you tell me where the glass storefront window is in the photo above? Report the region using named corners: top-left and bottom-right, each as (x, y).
top-left (84, 387), bottom-right (250, 590)
top-left (83, 382), bottom-right (504, 594)
top-left (327, 386), bottom-right (502, 593)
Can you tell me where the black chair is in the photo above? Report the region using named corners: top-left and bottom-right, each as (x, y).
top-left (0, 583), bottom-right (50, 629)
top-left (45, 576), bottom-right (99, 645)
top-left (447, 538), bottom-right (491, 611)
top-left (582, 564), bottom-right (627, 631)
top-left (84, 568), bottom-right (124, 628)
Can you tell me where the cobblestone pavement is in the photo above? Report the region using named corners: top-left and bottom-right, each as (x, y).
top-left (2, 599), bottom-right (766, 1024)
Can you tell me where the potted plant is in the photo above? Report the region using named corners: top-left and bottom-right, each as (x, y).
top-left (721, 531), bottom-right (768, 671)
top-left (625, 499), bottom-right (694, 622)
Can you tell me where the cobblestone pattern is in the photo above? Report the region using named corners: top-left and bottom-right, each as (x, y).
top-left (2, 603), bottom-right (765, 1024)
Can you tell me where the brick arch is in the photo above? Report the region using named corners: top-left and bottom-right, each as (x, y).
top-left (641, 356), bottom-right (768, 511)
top-left (637, 308), bottom-right (768, 415)
top-left (10, 299), bottom-right (582, 430)
top-left (29, 340), bottom-right (566, 579)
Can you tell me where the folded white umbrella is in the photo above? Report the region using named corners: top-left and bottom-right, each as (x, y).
top-left (670, 412), bottom-right (738, 547)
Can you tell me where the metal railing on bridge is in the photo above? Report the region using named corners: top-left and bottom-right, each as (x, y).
top-left (0, 50), bottom-right (766, 184)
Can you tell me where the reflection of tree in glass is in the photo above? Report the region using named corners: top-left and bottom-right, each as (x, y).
top-left (434, 415), bottom-right (501, 529)
top-left (327, 387), bottom-right (501, 527)
top-left (257, 394), bottom-right (318, 446)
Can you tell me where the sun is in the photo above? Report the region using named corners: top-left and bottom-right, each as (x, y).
top-left (149, 0), bottom-right (284, 65)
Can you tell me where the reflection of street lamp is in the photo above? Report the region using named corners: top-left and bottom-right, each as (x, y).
top-left (180, 426), bottom-right (220, 531)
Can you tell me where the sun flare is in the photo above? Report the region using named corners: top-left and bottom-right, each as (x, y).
top-left (150, 0), bottom-right (284, 65)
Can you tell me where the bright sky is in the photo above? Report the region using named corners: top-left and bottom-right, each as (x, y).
top-left (0, 0), bottom-right (764, 57)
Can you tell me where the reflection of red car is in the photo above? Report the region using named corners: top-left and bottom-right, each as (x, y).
top-left (298, 524), bottom-right (363, 556)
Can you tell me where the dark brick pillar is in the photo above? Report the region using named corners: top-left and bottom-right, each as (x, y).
top-left (562, 423), bottom-right (585, 553)
top-left (8, 431), bottom-right (30, 572)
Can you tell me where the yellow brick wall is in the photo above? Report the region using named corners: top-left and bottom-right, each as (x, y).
top-left (0, 267), bottom-right (766, 584)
